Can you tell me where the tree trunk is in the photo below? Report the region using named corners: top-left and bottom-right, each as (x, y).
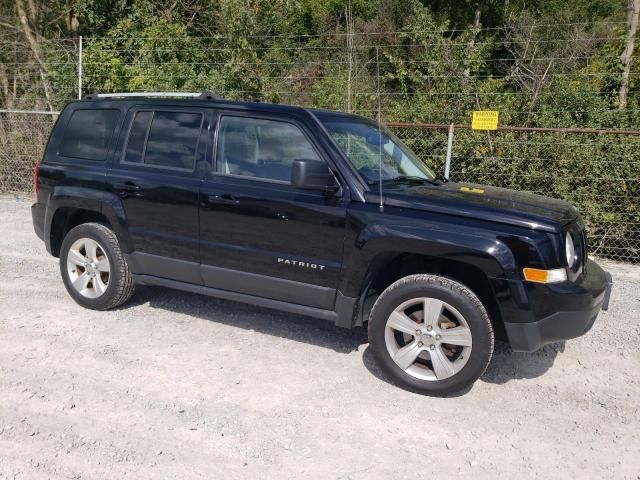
top-left (15, 0), bottom-right (53, 111)
top-left (618, 0), bottom-right (640, 110)
top-left (0, 67), bottom-right (10, 108)
top-left (464, 4), bottom-right (482, 78)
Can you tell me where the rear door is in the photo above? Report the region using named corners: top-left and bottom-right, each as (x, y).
top-left (199, 110), bottom-right (348, 310)
top-left (106, 105), bottom-right (210, 284)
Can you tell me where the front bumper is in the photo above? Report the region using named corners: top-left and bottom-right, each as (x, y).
top-left (499, 260), bottom-right (612, 352)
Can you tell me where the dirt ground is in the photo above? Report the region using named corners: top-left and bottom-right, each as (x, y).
top-left (0, 195), bottom-right (639, 479)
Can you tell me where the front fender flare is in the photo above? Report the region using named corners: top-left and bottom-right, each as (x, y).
top-left (339, 222), bottom-right (519, 298)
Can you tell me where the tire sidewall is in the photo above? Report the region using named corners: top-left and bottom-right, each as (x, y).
top-left (369, 276), bottom-right (493, 395)
top-left (60, 224), bottom-right (123, 310)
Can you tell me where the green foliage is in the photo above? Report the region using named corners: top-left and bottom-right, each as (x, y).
top-left (1, 0), bottom-right (638, 260)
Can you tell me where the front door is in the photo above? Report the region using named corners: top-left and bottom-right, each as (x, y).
top-left (107, 106), bottom-right (210, 284)
top-left (199, 112), bottom-right (347, 309)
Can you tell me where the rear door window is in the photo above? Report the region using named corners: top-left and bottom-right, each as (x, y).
top-left (60, 109), bottom-right (120, 161)
top-left (123, 110), bottom-right (203, 171)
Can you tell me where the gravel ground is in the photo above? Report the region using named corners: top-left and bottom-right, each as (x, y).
top-left (0, 195), bottom-right (639, 479)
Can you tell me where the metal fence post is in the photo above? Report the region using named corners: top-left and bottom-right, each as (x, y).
top-left (78, 36), bottom-right (83, 100)
top-left (444, 123), bottom-right (454, 179)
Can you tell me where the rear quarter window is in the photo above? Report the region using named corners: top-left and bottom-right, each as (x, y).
top-left (59, 109), bottom-right (120, 161)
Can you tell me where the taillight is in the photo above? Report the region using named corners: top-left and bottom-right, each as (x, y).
top-left (33, 161), bottom-right (41, 201)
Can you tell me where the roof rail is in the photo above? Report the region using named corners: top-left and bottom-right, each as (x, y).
top-left (82, 92), bottom-right (224, 100)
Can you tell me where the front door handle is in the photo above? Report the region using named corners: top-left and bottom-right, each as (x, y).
top-left (208, 194), bottom-right (240, 206)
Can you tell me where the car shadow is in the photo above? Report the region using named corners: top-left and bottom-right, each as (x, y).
top-left (362, 340), bottom-right (562, 395)
top-left (123, 285), bottom-right (368, 354)
top-left (123, 286), bottom-right (560, 388)
top-left (481, 340), bottom-right (562, 385)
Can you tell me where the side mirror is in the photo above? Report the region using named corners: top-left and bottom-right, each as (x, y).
top-left (365, 132), bottom-right (382, 146)
top-left (291, 159), bottom-right (338, 191)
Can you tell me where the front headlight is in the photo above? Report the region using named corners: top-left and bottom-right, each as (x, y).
top-left (565, 232), bottom-right (578, 268)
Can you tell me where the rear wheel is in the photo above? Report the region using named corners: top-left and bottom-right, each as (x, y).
top-left (60, 223), bottom-right (135, 310)
top-left (369, 274), bottom-right (494, 395)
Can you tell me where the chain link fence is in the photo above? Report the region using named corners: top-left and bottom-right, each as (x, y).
top-left (0, 25), bottom-right (638, 262)
top-left (391, 124), bottom-right (639, 261)
top-left (0, 111), bottom-right (57, 194)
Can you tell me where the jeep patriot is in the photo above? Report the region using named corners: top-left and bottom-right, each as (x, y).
top-left (31, 92), bottom-right (613, 394)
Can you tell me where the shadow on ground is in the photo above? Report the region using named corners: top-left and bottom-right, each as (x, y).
top-left (362, 341), bottom-right (561, 395)
top-left (481, 340), bottom-right (562, 385)
top-left (123, 285), bottom-right (368, 353)
top-left (124, 285), bottom-right (561, 390)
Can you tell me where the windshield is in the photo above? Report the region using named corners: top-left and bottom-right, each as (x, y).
top-left (319, 115), bottom-right (436, 183)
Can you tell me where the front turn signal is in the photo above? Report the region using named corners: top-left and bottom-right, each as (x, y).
top-left (522, 267), bottom-right (567, 284)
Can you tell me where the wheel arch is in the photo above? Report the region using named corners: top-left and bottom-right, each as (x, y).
top-left (355, 252), bottom-right (505, 339)
top-left (341, 224), bottom-right (517, 336)
top-left (45, 187), bottom-right (132, 257)
top-left (49, 207), bottom-right (112, 257)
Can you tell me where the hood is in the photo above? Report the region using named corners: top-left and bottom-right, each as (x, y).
top-left (379, 181), bottom-right (579, 233)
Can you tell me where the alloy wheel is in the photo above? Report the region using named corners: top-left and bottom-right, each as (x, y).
top-left (66, 237), bottom-right (111, 299)
top-left (384, 297), bottom-right (473, 381)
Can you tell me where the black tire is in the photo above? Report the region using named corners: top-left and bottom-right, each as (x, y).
top-left (60, 222), bottom-right (135, 310)
top-left (368, 274), bottom-right (494, 395)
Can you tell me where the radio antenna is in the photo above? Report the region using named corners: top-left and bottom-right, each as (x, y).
top-left (376, 47), bottom-right (383, 211)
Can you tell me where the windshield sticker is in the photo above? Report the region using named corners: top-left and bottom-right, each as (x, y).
top-left (460, 186), bottom-right (485, 194)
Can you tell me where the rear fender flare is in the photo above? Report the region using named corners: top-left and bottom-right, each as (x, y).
top-left (44, 186), bottom-right (104, 253)
top-left (99, 191), bottom-right (134, 253)
top-left (44, 186), bottom-right (133, 254)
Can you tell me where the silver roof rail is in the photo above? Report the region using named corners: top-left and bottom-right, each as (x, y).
top-left (83, 92), bottom-right (224, 100)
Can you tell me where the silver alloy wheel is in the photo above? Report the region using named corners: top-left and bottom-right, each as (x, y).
top-left (66, 237), bottom-right (111, 299)
top-left (384, 297), bottom-right (473, 381)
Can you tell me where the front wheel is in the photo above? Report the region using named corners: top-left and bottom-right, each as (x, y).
top-left (368, 274), bottom-right (494, 395)
top-left (60, 223), bottom-right (135, 310)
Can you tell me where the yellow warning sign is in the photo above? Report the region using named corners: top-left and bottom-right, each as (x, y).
top-left (472, 111), bottom-right (499, 130)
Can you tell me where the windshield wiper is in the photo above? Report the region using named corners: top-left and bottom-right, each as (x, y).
top-left (385, 175), bottom-right (441, 186)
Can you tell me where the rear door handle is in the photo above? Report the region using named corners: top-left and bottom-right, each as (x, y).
top-left (113, 182), bottom-right (142, 197)
top-left (208, 194), bottom-right (240, 206)
top-left (114, 182), bottom-right (140, 191)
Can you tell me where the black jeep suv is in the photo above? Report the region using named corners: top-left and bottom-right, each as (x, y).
top-left (32, 93), bottom-right (612, 395)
